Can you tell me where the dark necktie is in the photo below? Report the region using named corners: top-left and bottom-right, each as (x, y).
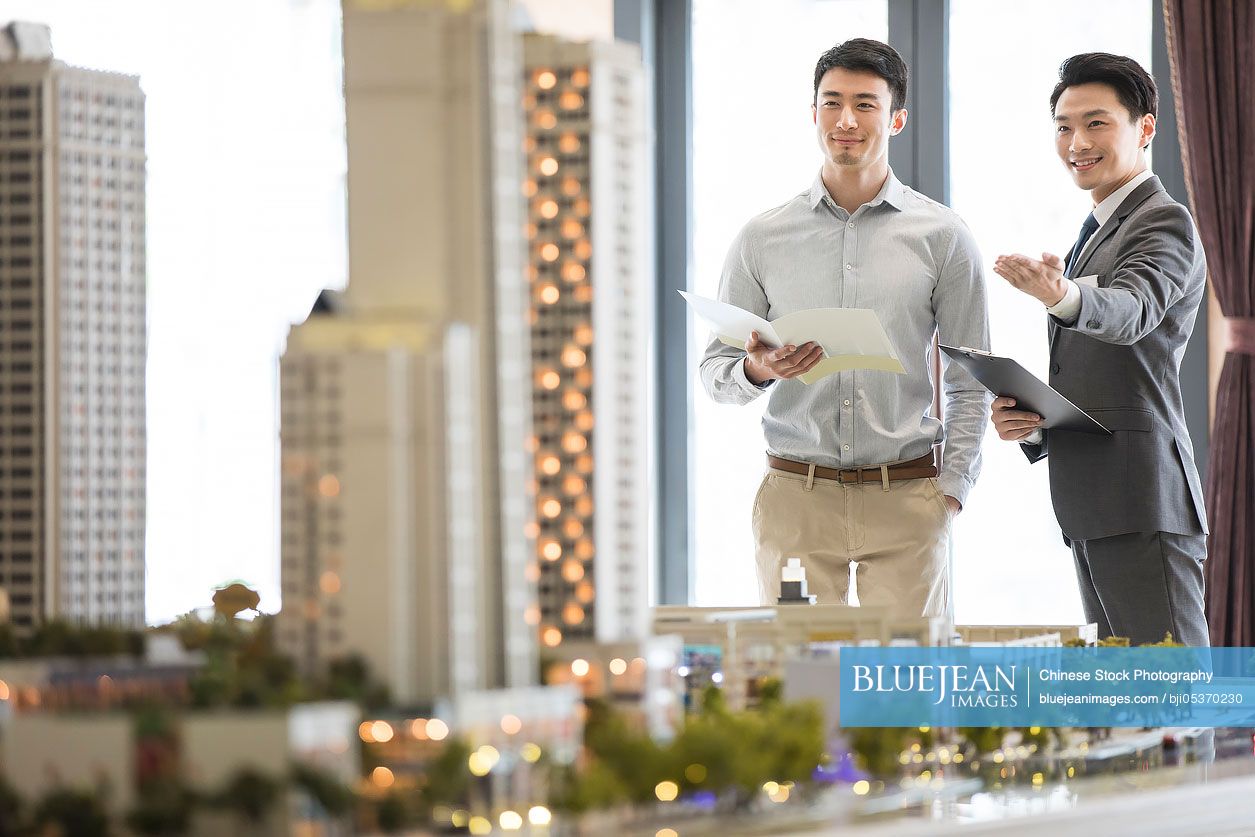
top-left (1064, 212), bottom-right (1099, 278)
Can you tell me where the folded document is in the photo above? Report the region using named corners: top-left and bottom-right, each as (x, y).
top-left (681, 291), bottom-right (905, 385)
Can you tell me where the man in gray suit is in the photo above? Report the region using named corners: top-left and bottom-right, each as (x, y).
top-left (990, 53), bottom-right (1209, 647)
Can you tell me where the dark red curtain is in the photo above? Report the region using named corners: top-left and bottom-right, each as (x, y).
top-left (1164, 0), bottom-right (1255, 645)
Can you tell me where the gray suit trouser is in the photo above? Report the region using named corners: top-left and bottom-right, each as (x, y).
top-left (1071, 531), bottom-right (1209, 647)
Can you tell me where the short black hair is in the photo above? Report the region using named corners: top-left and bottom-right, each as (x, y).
top-left (813, 39), bottom-right (909, 114)
top-left (1050, 52), bottom-right (1158, 123)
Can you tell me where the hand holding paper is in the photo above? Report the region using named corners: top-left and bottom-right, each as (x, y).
top-left (681, 291), bottom-right (905, 384)
top-left (744, 330), bottom-right (825, 384)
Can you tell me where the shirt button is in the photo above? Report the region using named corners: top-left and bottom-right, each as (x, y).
top-left (1050, 362), bottom-right (1061, 375)
top-left (1087, 320), bottom-right (1101, 329)
top-left (848, 223), bottom-right (855, 229)
top-left (844, 399), bottom-right (851, 406)
top-left (843, 444), bottom-right (850, 451)
top-left (845, 264), bottom-right (853, 270)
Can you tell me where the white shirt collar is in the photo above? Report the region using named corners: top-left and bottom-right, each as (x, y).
top-left (1092, 168), bottom-right (1155, 227)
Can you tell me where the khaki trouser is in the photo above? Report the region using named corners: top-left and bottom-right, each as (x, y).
top-left (752, 467), bottom-right (952, 619)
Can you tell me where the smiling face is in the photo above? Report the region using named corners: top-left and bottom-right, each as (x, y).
top-left (1053, 82), bottom-right (1155, 203)
top-left (812, 67), bottom-right (906, 172)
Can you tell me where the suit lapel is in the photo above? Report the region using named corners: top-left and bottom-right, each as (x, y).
top-left (1073, 176), bottom-right (1165, 277)
top-left (1069, 215), bottom-right (1122, 279)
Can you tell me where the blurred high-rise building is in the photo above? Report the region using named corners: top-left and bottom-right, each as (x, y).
top-left (277, 0), bottom-right (536, 704)
top-left (0, 22), bottom-right (146, 630)
top-left (520, 34), bottom-right (651, 648)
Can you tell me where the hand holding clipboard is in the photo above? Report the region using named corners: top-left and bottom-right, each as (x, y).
top-left (939, 345), bottom-right (1111, 435)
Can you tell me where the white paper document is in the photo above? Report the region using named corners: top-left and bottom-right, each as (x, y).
top-left (680, 291), bottom-right (906, 385)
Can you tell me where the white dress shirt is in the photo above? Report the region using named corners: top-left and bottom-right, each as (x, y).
top-left (1023, 168), bottom-right (1156, 445)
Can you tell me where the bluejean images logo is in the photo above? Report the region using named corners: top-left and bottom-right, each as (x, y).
top-left (851, 663), bottom-right (1019, 708)
top-left (839, 647), bottom-right (1255, 727)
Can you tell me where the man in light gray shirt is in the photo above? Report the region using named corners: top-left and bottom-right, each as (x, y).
top-left (700, 39), bottom-right (991, 619)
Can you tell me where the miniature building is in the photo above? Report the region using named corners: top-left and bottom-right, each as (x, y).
top-left (777, 558), bottom-right (817, 605)
top-left (4, 701), bottom-right (359, 834)
top-left (357, 685), bottom-right (582, 830)
top-left (277, 0), bottom-right (537, 703)
top-left (539, 635), bottom-right (684, 739)
top-left (0, 634), bottom-right (203, 713)
top-left (653, 603), bottom-right (1096, 711)
top-left (0, 22), bottom-right (146, 630)
top-left (653, 604), bottom-right (953, 711)
top-left (956, 623), bottom-right (1099, 646)
top-left (278, 312), bottom-right (471, 702)
top-left (520, 34), bottom-right (651, 650)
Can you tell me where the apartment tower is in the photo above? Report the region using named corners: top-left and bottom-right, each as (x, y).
top-left (0, 22), bottom-right (146, 630)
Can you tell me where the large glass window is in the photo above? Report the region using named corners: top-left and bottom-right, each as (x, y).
top-left (948, 0), bottom-right (1152, 623)
top-left (690, 0), bottom-right (888, 606)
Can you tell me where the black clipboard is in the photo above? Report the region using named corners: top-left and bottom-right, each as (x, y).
top-left (939, 345), bottom-right (1111, 435)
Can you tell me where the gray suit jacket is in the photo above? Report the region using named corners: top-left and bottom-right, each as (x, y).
top-left (1023, 176), bottom-right (1208, 541)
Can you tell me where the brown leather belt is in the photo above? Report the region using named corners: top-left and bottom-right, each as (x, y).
top-left (767, 451), bottom-right (938, 484)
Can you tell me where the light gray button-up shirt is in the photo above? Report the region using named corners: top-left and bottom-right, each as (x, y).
top-left (699, 169), bottom-right (992, 505)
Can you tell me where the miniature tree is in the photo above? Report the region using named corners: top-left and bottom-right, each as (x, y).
top-left (1096, 636), bottom-right (1131, 647)
top-left (213, 767), bottom-right (283, 834)
top-left (32, 788), bottom-right (109, 837)
top-left (956, 726), bottom-right (1004, 755)
top-left (756, 676), bottom-right (784, 707)
top-left (1013, 726), bottom-right (1052, 750)
top-left (0, 625), bottom-right (19, 658)
top-left (1137, 632), bottom-right (1191, 726)
top-left (754, 700), bottom-right (825, 793)
top-left (669, 711), bottom-right (738, 794)
top-left (549, 761), bottom-right (628, 814)
top-left (418, 738), bottom-right (471, 815)
top-left (290, 763), bottom-right (354, 818)
top-left (699, 683), bottom-right (727, 715)
top-left (375, 791), bottom-right (412, 834)
top-left (126, 780), bottom-right (197, 836)
top-left (28, 620), bottom-right (83, 657)
top-left (0, 774), bottom-right (25, 836)
top-left (582, 699), bottom-right (666, 804)
top-left (725, 710), bottom-right (776, 801)
top-left (212, 582), bottom-right (262, 619)
top-left (324, 654), bottom-right (390, 707)
top-left (846, 727), bottom-right (931, 777)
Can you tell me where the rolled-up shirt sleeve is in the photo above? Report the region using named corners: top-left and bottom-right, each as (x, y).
top-left (934, 221), bottom-right (993, 506)
top-left (699, 225), bottom-right (773, 406)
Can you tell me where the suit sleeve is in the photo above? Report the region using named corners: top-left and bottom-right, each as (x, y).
top-left (698, 224), bottom-right (773, 405)
top-left (1052, 203), bottom-right (1200, 346)
top-left (1020, 431), bottom-right (1048, 463)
